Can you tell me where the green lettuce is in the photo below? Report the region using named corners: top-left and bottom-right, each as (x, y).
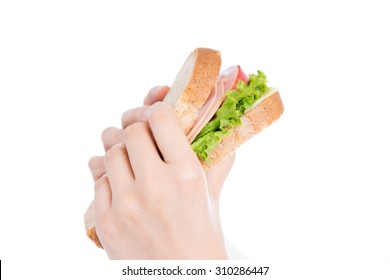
top-left (191, 70), bottom-right (269, 163)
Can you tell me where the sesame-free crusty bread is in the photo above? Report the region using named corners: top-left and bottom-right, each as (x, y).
top-left (201, 90), bottom-right (284, 170)
top-left (163, 48), bottom-right (221, 135)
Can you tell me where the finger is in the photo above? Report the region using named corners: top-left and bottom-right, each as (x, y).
top-left (121, 86), bottom-right (169, 128)
top-left (143, 86), bottom-right (170, 105)
top-left (104, 143), bottom-right (135, 199)
top-left (101, 127), bottom-right (123, 151)
top-left (121, 106), bottom-right (149, 129)
top-left (88, 156), bottom-right (106, 182)
top-left (206, 153), bottom-right (236, 200)
top-left (94, 174), bottom-right (112, 218)
top-left (147, 102), bottom-right (197, 165)
top-left (123, 122), bottom-right (162, 177)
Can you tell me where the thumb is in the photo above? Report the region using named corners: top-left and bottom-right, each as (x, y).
top-left (206, 153), bottom-right (235, 200)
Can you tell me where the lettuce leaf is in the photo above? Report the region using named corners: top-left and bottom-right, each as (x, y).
top-left (191, 70), bottom-right (269, 162)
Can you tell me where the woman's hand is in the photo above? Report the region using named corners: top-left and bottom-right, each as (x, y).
top-left (88, 86), bottom-right (235, 259)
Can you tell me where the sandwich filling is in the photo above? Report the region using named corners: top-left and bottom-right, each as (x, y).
top-left (191, 70), bottom-right (270, 163)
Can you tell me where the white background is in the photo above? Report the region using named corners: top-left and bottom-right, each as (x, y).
top-left (1, 0), bottom-right (389, 279)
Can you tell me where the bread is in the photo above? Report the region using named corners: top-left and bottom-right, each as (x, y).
top-left (202, 90), bottom-right (284, 170)
top-left (163, 48), bottom-right (221, 134)
top-left (84, 202), bottom-right (103, 248)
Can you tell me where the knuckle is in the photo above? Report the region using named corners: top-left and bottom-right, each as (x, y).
top-left (148, 103), bottom-right (173, 123)
top-left (105, 143), bottom-right (126, 161)
top-left (121, 109), bottom-right (134, 128)
top-left (121, 107), bottom-right (148, 128)
top-left (94, 174), bottom-right (109, 190)
top-left (175, 166), bottom-right (204, 186)
top-left (123, 122), bottom-right (148, 137)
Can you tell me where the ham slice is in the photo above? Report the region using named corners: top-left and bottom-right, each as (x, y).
top-left (187, 66), bottom-right (240, 143)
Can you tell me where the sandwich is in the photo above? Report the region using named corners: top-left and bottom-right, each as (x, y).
top-left (164, 48), bottom-right (284, 168)
top-left (85, 48), bottom-right (284, 248)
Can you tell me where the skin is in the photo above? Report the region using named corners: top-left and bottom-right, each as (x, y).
top-left (88, 86), bottom-right (235, 259)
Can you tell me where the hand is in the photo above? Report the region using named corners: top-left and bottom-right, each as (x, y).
top-left (89, 86), bottom-right (235, 202)
top-left (88, 86), bottom-right (235, 259)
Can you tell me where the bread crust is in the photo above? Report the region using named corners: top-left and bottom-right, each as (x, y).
top-left (163, 48), bottom-right (221, 134)
top-left (84, 201), bottom-right (103, 248)
top-left (202, 91), bottom-right (284, 170)
top-left (87, 226), bottom-right (103, 248)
